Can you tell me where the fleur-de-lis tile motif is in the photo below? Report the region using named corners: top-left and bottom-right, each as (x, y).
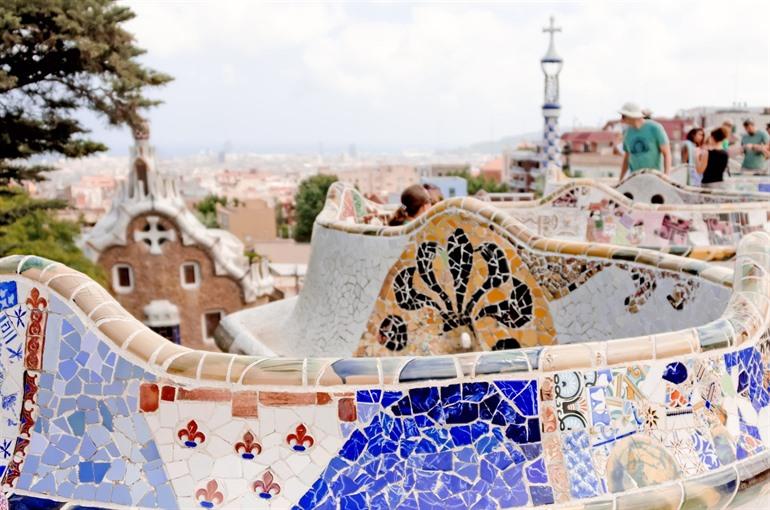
top-left (178, 420), bottom-right (206, 448)
top-left (383, 227), bottom-right (533, 350)
top-left (252, 470), bottom-right (281, 499)
top-left (234, 430), bottom-right (262, 459)
top-left (286, 423), bottom-right (314, 452)
top-left (195, 480), bottom-right (224, 508)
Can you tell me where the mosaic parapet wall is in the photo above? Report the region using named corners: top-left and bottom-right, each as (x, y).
top-left (616, 171), bottom-right (770, 205)
top-left (221, 183), bottom-right (733, 359)
top-left (2, 233), bottom-right (770, 508)
top-left (496, 177), bottom-right (770, 257)
top-left (355, 206), bottom-right (732, 357)
top-left (545, 167), bottom-right (770, 205)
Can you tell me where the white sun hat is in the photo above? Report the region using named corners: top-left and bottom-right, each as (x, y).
top-left (618, 102), bottom-right (644, 119)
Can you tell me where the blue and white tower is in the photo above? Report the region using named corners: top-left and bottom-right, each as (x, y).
top-left (541, 16), bottom-right (563, 170)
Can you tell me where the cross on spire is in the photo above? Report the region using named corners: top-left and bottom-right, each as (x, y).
top-left (541, 15), bottom-right (562, 62)
top-left (543, 15), bottom-right (561, 37)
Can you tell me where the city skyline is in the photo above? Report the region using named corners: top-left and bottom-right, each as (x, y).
top-left (80, 1), bottom-right (770, 155)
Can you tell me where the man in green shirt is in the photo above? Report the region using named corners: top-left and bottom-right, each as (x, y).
top-left (741, 119), bottom-right (770, 171)
top-left (618, 102), bottom-right (671, 181)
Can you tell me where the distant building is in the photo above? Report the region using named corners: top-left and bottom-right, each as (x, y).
top-left (319, 165), bottom-right (418, 198)
top-left (214, 168), bottom-right (298, 206)
top-left (216, 198), bottom-right (277, 246)
top-left (65, 175), bottom-right (119, 224)
top-left (479, 157), bottom-right (505, 183)
top-left (420, 176), bottom-right (468, 198)
top-left (561, 129), bottom-right (620, 154)
top-left (504, 150), bottom-right (541, 193)
top-left (417, 163), bottom-right (470, 179)
top-left (678, 105), bottom-right (770, 133)
top-left (251, 240), bottom-right (311, 298)
top-left (79, 123), bottom-right (275, 350)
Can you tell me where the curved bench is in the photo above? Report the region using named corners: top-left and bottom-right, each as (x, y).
top-left (616, 170), bottom-right (770, 205)
top-left (2, 226), bottom-right (770, 505)
top-left (219, 183), bottom-right (734, 359)
top-left (494, 177), bottom-right (770, 262)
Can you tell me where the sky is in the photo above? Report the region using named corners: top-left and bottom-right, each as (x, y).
top-left (87, 0), bottom-right (770, 155)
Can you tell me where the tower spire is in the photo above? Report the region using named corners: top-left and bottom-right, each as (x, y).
top-left (128, 119), bottom-right (155, 198)
top-left (540, 15), bottom-right (563, 171)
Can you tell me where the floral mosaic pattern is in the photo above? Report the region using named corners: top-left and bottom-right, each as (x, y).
top-left (358, 215), bottom-right (557, 356)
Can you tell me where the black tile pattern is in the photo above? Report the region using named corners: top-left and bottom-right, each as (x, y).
top-left (519, 251), bottom-right (608, 300)
top-left (387, 227), bottom-right (535, 351)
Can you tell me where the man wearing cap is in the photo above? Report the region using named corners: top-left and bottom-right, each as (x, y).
top-left (740, 119), bottom-right (770, 171)
top-left (618, 102), bottom-right (671, 181)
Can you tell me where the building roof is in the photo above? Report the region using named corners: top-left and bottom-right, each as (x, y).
top-left (79, 127), bottom-right (274, 303)
top-left (480, 157), bottom-right (504, 172)
top-left (561, 130), bottom-right (619, 144)
top-left (252, 240), bottom-right (312, 265)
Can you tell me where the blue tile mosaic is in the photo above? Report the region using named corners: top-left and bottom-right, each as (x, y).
top-left (298, 380), bottom-right (547, 509)
top-left (16, 315), bottom-right (174, 509)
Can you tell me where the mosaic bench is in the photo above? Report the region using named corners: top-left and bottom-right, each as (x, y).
top-left (545, 166), bottom-right (770, 202)
top-left (2, 227), bottom-right (770, 508)
top-left (496, 177), bottom-right (770, 261)
top-left (219, 182), bottom-right (736, 359)
top-left (615, 171), bottom-right (770, 205)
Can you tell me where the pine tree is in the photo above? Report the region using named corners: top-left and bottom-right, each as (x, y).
top-left (0, 0), bottom-right (171, 280)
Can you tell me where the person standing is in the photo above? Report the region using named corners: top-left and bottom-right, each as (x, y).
top-left (740, 119), bottom-right (770, 171)
top-left (697, 128), bottom-right (729, 189)
top-left (721, 120), bottom-right (738, 150)
top-left (617, 102), bottom-right (671, 181)
top-left (682, 128), bottom-right (705, 186)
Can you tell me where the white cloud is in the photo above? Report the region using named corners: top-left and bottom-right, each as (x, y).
top-left (124, 1), bottom-right (345, 57)
top-left (106, 0), bottom-right (769, 152)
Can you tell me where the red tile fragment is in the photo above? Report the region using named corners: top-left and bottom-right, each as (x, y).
top-left (139, 383), bottom-right (159, 412)
top-left (259, 392), bottom-right (316, 406)
top-left (316, 392), bottom-right (332, 405)
top-left (338, 398), bottom-right (357, 422)
top-left (232, 391), bottom-right (259, 418)
top-left (161, 385), bottom-right (176, 402)
top-left (177, 388), bottom-right (232, 401)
